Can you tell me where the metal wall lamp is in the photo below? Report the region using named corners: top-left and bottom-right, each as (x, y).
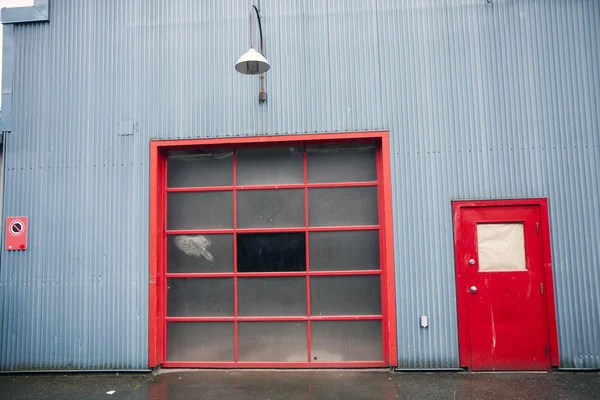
top-left (235, 5), bottom-right (269, 103)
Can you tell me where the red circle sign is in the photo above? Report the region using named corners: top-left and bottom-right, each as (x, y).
top-left (9, 220), bottom-right (24, 236)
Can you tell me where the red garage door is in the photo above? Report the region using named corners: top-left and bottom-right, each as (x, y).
top-left (149, 133), bottom-right (397, 368)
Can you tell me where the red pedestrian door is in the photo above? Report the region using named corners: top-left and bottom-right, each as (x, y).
top-left (454, 202), bottom-right (553, 371)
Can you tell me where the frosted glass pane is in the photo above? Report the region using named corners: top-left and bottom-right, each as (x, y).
top-left (167, 150), bottom-right (233, 188)
top-left (237, 233), bottom-right (306, 273)
top-left (167, 322), bottom-right (234, 361)
top-left (309, 230), bottom-right (380, 271)
top-left (477, 224), bottom-right (526, 271)
top-left (167, 278), bottom-right (234, 316)
top-left (237, 189), bottom-right (304, 228)
top-left (311, 321), bottom-right (383, 361)
top-left (238, 277), bottom-right (307, 316)
top-left (167, 191), bottom-right (233, 229)
top-left (311, 276), bottom-right (381, 316)
top-left (307, 145), bottom-right (377, 183)
top-left (237, 147), bottom-right (304, 185)
top-left (238, 322), bottom-right (308, 362)
top-left (167, 234), bottom-right (233, 273)
top-left (308, 187), bottom-right (378, 227)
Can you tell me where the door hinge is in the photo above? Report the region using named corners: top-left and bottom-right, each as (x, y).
top-left (536, 222), bottom-right (539, 233)
top-left (540, 283), bottom-right (544, 294)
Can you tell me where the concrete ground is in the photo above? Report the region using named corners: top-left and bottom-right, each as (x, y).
top-left (0, 370), bottom-right (599, 400)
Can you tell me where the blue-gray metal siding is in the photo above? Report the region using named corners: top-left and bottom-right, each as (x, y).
top-left (0, 0), bottom-right (598, 370)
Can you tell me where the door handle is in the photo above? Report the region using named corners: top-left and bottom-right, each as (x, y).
top-left (469, 286), bottom-right (477, 294)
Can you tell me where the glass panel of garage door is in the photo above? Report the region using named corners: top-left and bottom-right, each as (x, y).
top-left (167, 322), bottom-right (234, 361)
top-left (306, 145), bottom-right (377, 183)
top-left (309, 230), bottom-right (380, 271)
top-left (167, 150), bottom-right (233, 188)
top-left (165, 142), bottom-right (385, 366)
top-left (167, 191), bottom-right (233, 230)
top-left (308, 187), bottom-right (378, 227)
top-left (236, 147), bottom-right (304, 185)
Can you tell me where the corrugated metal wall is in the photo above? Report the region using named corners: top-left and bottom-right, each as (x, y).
top-left (1, 0), bottom-right (598, 370)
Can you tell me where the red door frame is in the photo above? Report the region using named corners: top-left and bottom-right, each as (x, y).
top-left (149, 131), bottom-right (397, 368)
top-left (452, 199), bottom-right (559, 369)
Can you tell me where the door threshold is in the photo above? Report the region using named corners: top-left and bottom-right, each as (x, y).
top-left (156, 368), bottom-right (390, 375)
top-left (472, 371), bottom-right (548, 374)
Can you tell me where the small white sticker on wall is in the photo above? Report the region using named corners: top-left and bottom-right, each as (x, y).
top-left (477, 223), bottom-right (526, 271)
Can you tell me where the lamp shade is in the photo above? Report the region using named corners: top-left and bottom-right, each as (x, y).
top-left (235, 48), bottom-right (270, 75)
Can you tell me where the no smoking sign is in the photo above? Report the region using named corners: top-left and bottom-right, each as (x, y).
top-left (6, 216), bottom-right (28, 250)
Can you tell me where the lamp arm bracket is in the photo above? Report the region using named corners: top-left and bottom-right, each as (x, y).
top-left (251, 5), bottom-right (265, 56)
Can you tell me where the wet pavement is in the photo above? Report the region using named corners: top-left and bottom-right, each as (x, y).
top-left (0, 370), bottom-right (599, 400)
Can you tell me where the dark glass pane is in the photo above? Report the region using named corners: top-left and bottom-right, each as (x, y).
top-left (236, 147), bottom-right (304, 185)
top-left (237, 189), bottom-right (304, 228)
top-left (167, 191), bottom-right (233, 229)
top-left (167, 278), bottom-right (234, 316)
top-left (238, 277), bottom-right (307, 316)
top-left (309, 230), bottom-right (380, 271)
top-left (237, 233), bottom-right (306, 273)
top-left (308, 187), bottom-right (378, 227)
top-left (307, 145), bottom-right (377, 183)
top-left (167, 322), bottom-right (234, 361)
top-left (310, 276), bottom-right (381, 315)
top-left (311, 321), bottom-right (383, 361)
top-left (167, 150), bottom-right (233, 188)
top-left (167, 234), bottom-right (233, 273)
top-left (238, 322), bottom-right (308, 362)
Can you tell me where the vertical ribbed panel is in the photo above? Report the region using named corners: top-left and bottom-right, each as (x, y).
top-left (1, 0), bottom-right (150, 371)
top-left (378, 0), bottom-right (600, 369)
top-left (0, 0), bottom-right (598, 370)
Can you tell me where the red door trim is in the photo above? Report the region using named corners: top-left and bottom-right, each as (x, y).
top-left (452, 199), bottom-right (559, 368)
top-left (149, 141), bottom-right (166, 367)
top-left (148, 131), bottom-right (397, 368)
top-left (380, 133), bottom-right (398, 367)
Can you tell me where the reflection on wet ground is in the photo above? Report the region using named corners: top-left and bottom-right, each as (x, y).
top-left (1, 370), bottom-right (599, 400)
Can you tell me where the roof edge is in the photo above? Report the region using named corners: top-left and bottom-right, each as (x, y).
top-left (1, 0), bottom-right (49, 24)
